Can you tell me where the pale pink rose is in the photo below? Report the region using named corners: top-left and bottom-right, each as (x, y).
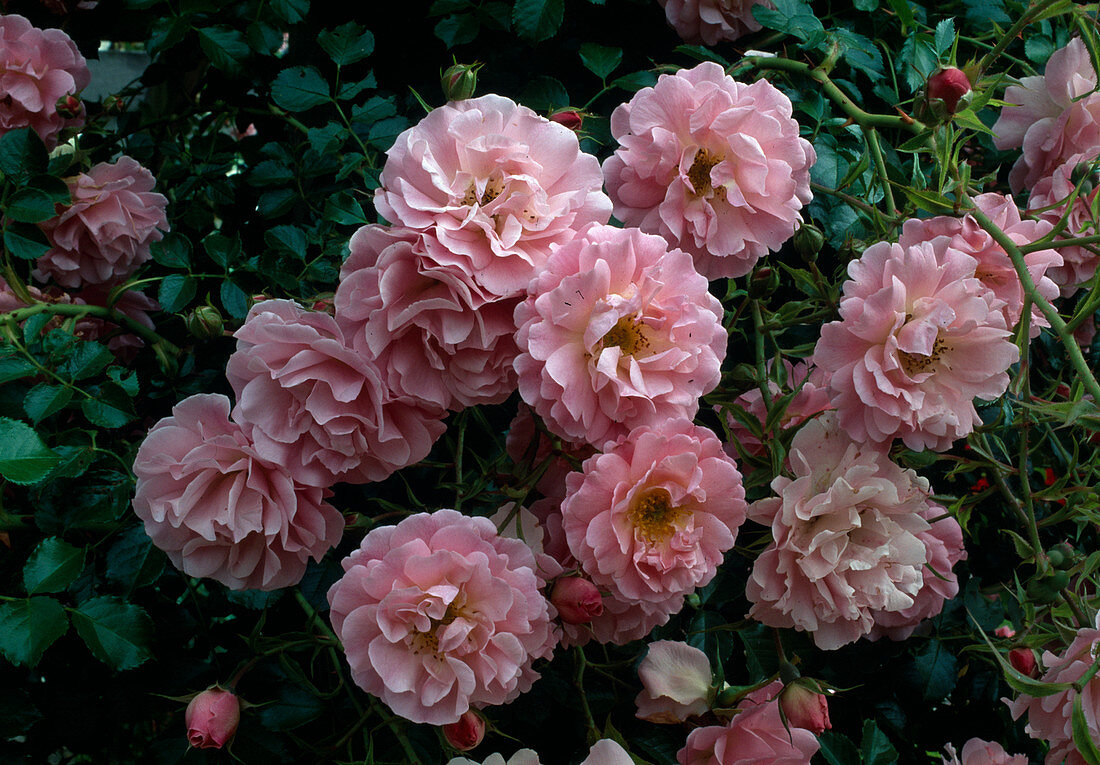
top-left (448, 752), bottom-right (542, 765)
top-left (898, 193), bottom-right (1061, 336)
top-left (677, 681), bottom-right (820, 764)
top-left (34, 157), bottom-right (169, 288)
top-left (0, 14), bottom-right (89, 149)
top-left (942, 738), bottom-right (1028, 765)
top-left (814, 238), bottom-right (1019, 452)
top-left (722, 359), bottom-right (831, 459)
top-left (334, 225), bottom-right (519, 412)
top-left (635, 640), bottom-right (713, 723)
top-left (603, 62), bottom-right (815, 279)
top-left (746, 412), bottom-right (939, 650)
top-left (447, 741), bottom-right (631, 765)
top-left (185, 687), bottom-right (240, 750)
top-left (992, 39), bottom-right (1100, 192)
top-left (562, 419), bottom-right (746, 615)
top-left (327, 509), bottom-right (557, 725)
top-left (560, 589), bottom-right (680, 647)
top-left (227, 299), bottom-right (445, 487)
top-left (657, 0), bottom-right (773, 45)
top-left (132, 394), bottom-right (345, 591)
top-left (515, 224), bottom-right (726, 449)
top-left (867, 504), bottom-right (966, 641)
top-left (1027, 154), bottom-right (1100, 296)
top-left (374, 94), bottom-right (611, 299)
top-left (1006, 614), bottom-right (1100, 765)
top-left (505, 403), bottom-right (595, 498)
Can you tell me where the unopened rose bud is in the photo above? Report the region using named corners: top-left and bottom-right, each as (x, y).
top-left (310, 294), bottom-right (335, 314)
top-left (748, 266), bottom-right (779, 299)
top-left (185, 687), bottom-right (240, 750)
top-left (102, 94), bottom-right (128, 115)
top-left (1048, 542), bottom-right (1075, 570)
top-left (549, 108), bottom-right (584, 132)
top-left (1008, 648), bottom-right (1038, 678)
top-left (994, 624), bottom-right (1017, 639)
top-left (793, 224), bottom-right (824, 262)
top-left (924, 67), bottom-right (972, 120)
top-left (185, 305), bottom-right (224, 341)
top-left (442, 710), bottom-right (485, 751)
top-left (779, 680), bottom-right (832, 735)
top-left (550, 576), bottom-right (603, 624)
top-left (441, 62), bottom-right (482, 102)
top-left (55, 94), bottom-right (82, 119)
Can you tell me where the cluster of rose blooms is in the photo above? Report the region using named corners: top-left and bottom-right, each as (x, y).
top-left (0, 3), bottom-right (1085, 759)
top-left (0, 15), bottom-right (169, 358)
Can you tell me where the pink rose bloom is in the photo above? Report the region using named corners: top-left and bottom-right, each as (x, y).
top-left (992, 38), bottom-right (1100, 192)
top-left (603, 62), bottom-right (815, 279)
top-left (1027, 153), bottom-right (1100, 296)
top-left (561, 589), bottom-right (678, 647)
top-left (562, 419), bottom-right (746, 613)
top-left (448, 740), bottom-right (632, 765)
top-left (899, 193), bottom-right (1061, 336)
top-left (867, 503), bottom-right (966, 641)
top-left (374, 95), bottom-right (611, 299)
top-left (132, 394), bottom-right (345, 591)
top-left (942, 738), bottom-right (1027, 765)
top-left (747, 412), bottom-right (940, 650)
top-left (185, 687), bottom-right (240, 750)
top-left (327, 509), bottom-right (557, 725)
top-left (515, 224), bottom-right (726, 449)
top-left (814, 238), bottom-right (1019, 452)
top-left (0, 15), bottom-right (89, 149)
top-left (722, 359), bottom-right (831, 459)
top-left (34, 156), bottom-right (169, 288)
top-left (656, 0), bottom-right (774, 46)
top-left (335, 225), bottom-right (519, 412)
top-left (635, 640), bottom-right (713, 723)
top-left (227, 299), bottom-right (445, 487)
top-left (677, 681), bottom-right (820, 764)
top-left (1006, 614), bottom-right (1100, 765)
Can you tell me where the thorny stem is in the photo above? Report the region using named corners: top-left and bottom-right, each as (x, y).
top-left (979, 434), bottom-right (1047, 573)
top-left (0, 301), bottom-right (182, 356)
top-left (573, 647), bottom-right (600, 741)
top-left (751, 301), bottom-right (772, 407)
top-left (866, 128), bottom-right (897, 218)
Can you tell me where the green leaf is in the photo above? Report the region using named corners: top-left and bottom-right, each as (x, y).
top-left (220, 281), bottom-right (250, 320)
top-left (23, 383), bottom-right (72, 423)
top-left (150, 232), bottom-right (192, 269)
top-left (434, 14), bottom-right (479, 47)
top-left (271, 0), bottom-right (309, 23)
top-left (247, 21), bottom-right (285, 55)
top-left (0, 128), bottom-right (47, 180)
top-left (71, 596), bottom-right (153, 671)
top-left (520, 75), bottom-right (570, 112)
top-left (57, 340), bottom-right (113, 382)
top-left (265, 225), bottom-right (308, 258)
top-left (0, 597), bottom-right (68, 667)
top-left (27, 174), bottom-right (71, 205)
top-left (258, 188), bottom-right (298, 218)
top-left (0, 688), bottom-right (42, 738)
top-left (0, 416), bottom-right (57, 484)
top-left (107, 366), bottom-right (139, 396)
top-left (579, 43), bottom-right (622, 80)
top-left (105, 525), bottom-right (165, 591)
top-left (318, 22), bottom-right (375, 65)
top-left (203, 231), bottom-right (243, 268)
top-left (256, 684), bottom-right (325, 731)
top-left (752, 0), bottom-right (825, 46)
top-left (307, 123), bottom-right (347, 154)
top-left (934, 18), bottom-right (956, 55)
top-left (4, 222), bottom-right (51, 259)
top-left (323, 191), bottom-right (367, 225)
top-left (81, 382), bottom-right (136, 429)
top-left (1072, 688), bottom-right (1100, 765)
top-left (859, 720), bottom-right (897, 765)
top-left (818, 731), bottom-right (861, 765)
top-left (198, 26), bottom-right (250, 72)
top-left (853, 0), bottom-right (878, 10)
top-left (512, 0), bottom-right (564, 42)
top-left (907, 639), bottom-right (958, 700)
top-left (6, 187), bottom-right (58, 223)
top-left (0, 357), bottom-right (36, 385)
top-left (23, 537), bottom-right (84, 595)
top-left (158, 274), bottom-right (197, 313)
top-left (883, 0), bottom-right (915, 30)
top-left (271, 66), bottom-right (331, 112)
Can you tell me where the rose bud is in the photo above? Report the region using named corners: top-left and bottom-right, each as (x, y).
top-left (635, 640), bottom-right (713, 723)
top-left (779, 680), bottom-right (832, 735)
top-left (793, 223), bottom-right (824, 262)
top-left (1009, 648), bottom-right (1038, 678)
top-left (442, 710), bottom-right (486, 751)
top-left (441, 61), bottom-right (482, 102)
top-left (184, 305), bottom-right (224, 341)
top-left (550, 576), bottom-right (603, 624)
top-left (185, 687), bottom-right (240, 750)
top-left (924, 67), bottom-right (972, 120)
top-left (55, 94), bottom-right (82, 119)
top-left (549, 108), bottom-right (584, 132)
top-left (748, 265), bottom-right (779, 299)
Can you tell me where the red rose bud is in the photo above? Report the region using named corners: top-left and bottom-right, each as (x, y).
top-left (185, 687), bottom-right (240, 750)
top-left (1009, 648), bottom-right (1038, 678)
top-left (441, 62), bottom-right (482, 102)
top-left (102, 94), bottom-right (128, 115)
top-left (55, 94), bottom-right (82, 119)
top-left (925, 67), bottom-right (972, 119)
top-left (549, 108), bottom-right (584, 132)
top-left (550, 576), bottom-right (603, 624)
top-left (779, 681), bottom-right (832, 735)
top-left (442, 710), bottom-right (486, 751)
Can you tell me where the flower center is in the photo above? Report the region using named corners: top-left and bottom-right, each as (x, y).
top-left (630, 487), bottom-right (686, 544)
top-left (687, 148), bottom-right (726, 201)
top-left (600, 315), bottom-right (650, 356)
top-left (409, 602), bottom-right (465, 656)
top-left (460, 175), bottom-right (505, 207)
top-left (898, 335), bottom-right (953, 377)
